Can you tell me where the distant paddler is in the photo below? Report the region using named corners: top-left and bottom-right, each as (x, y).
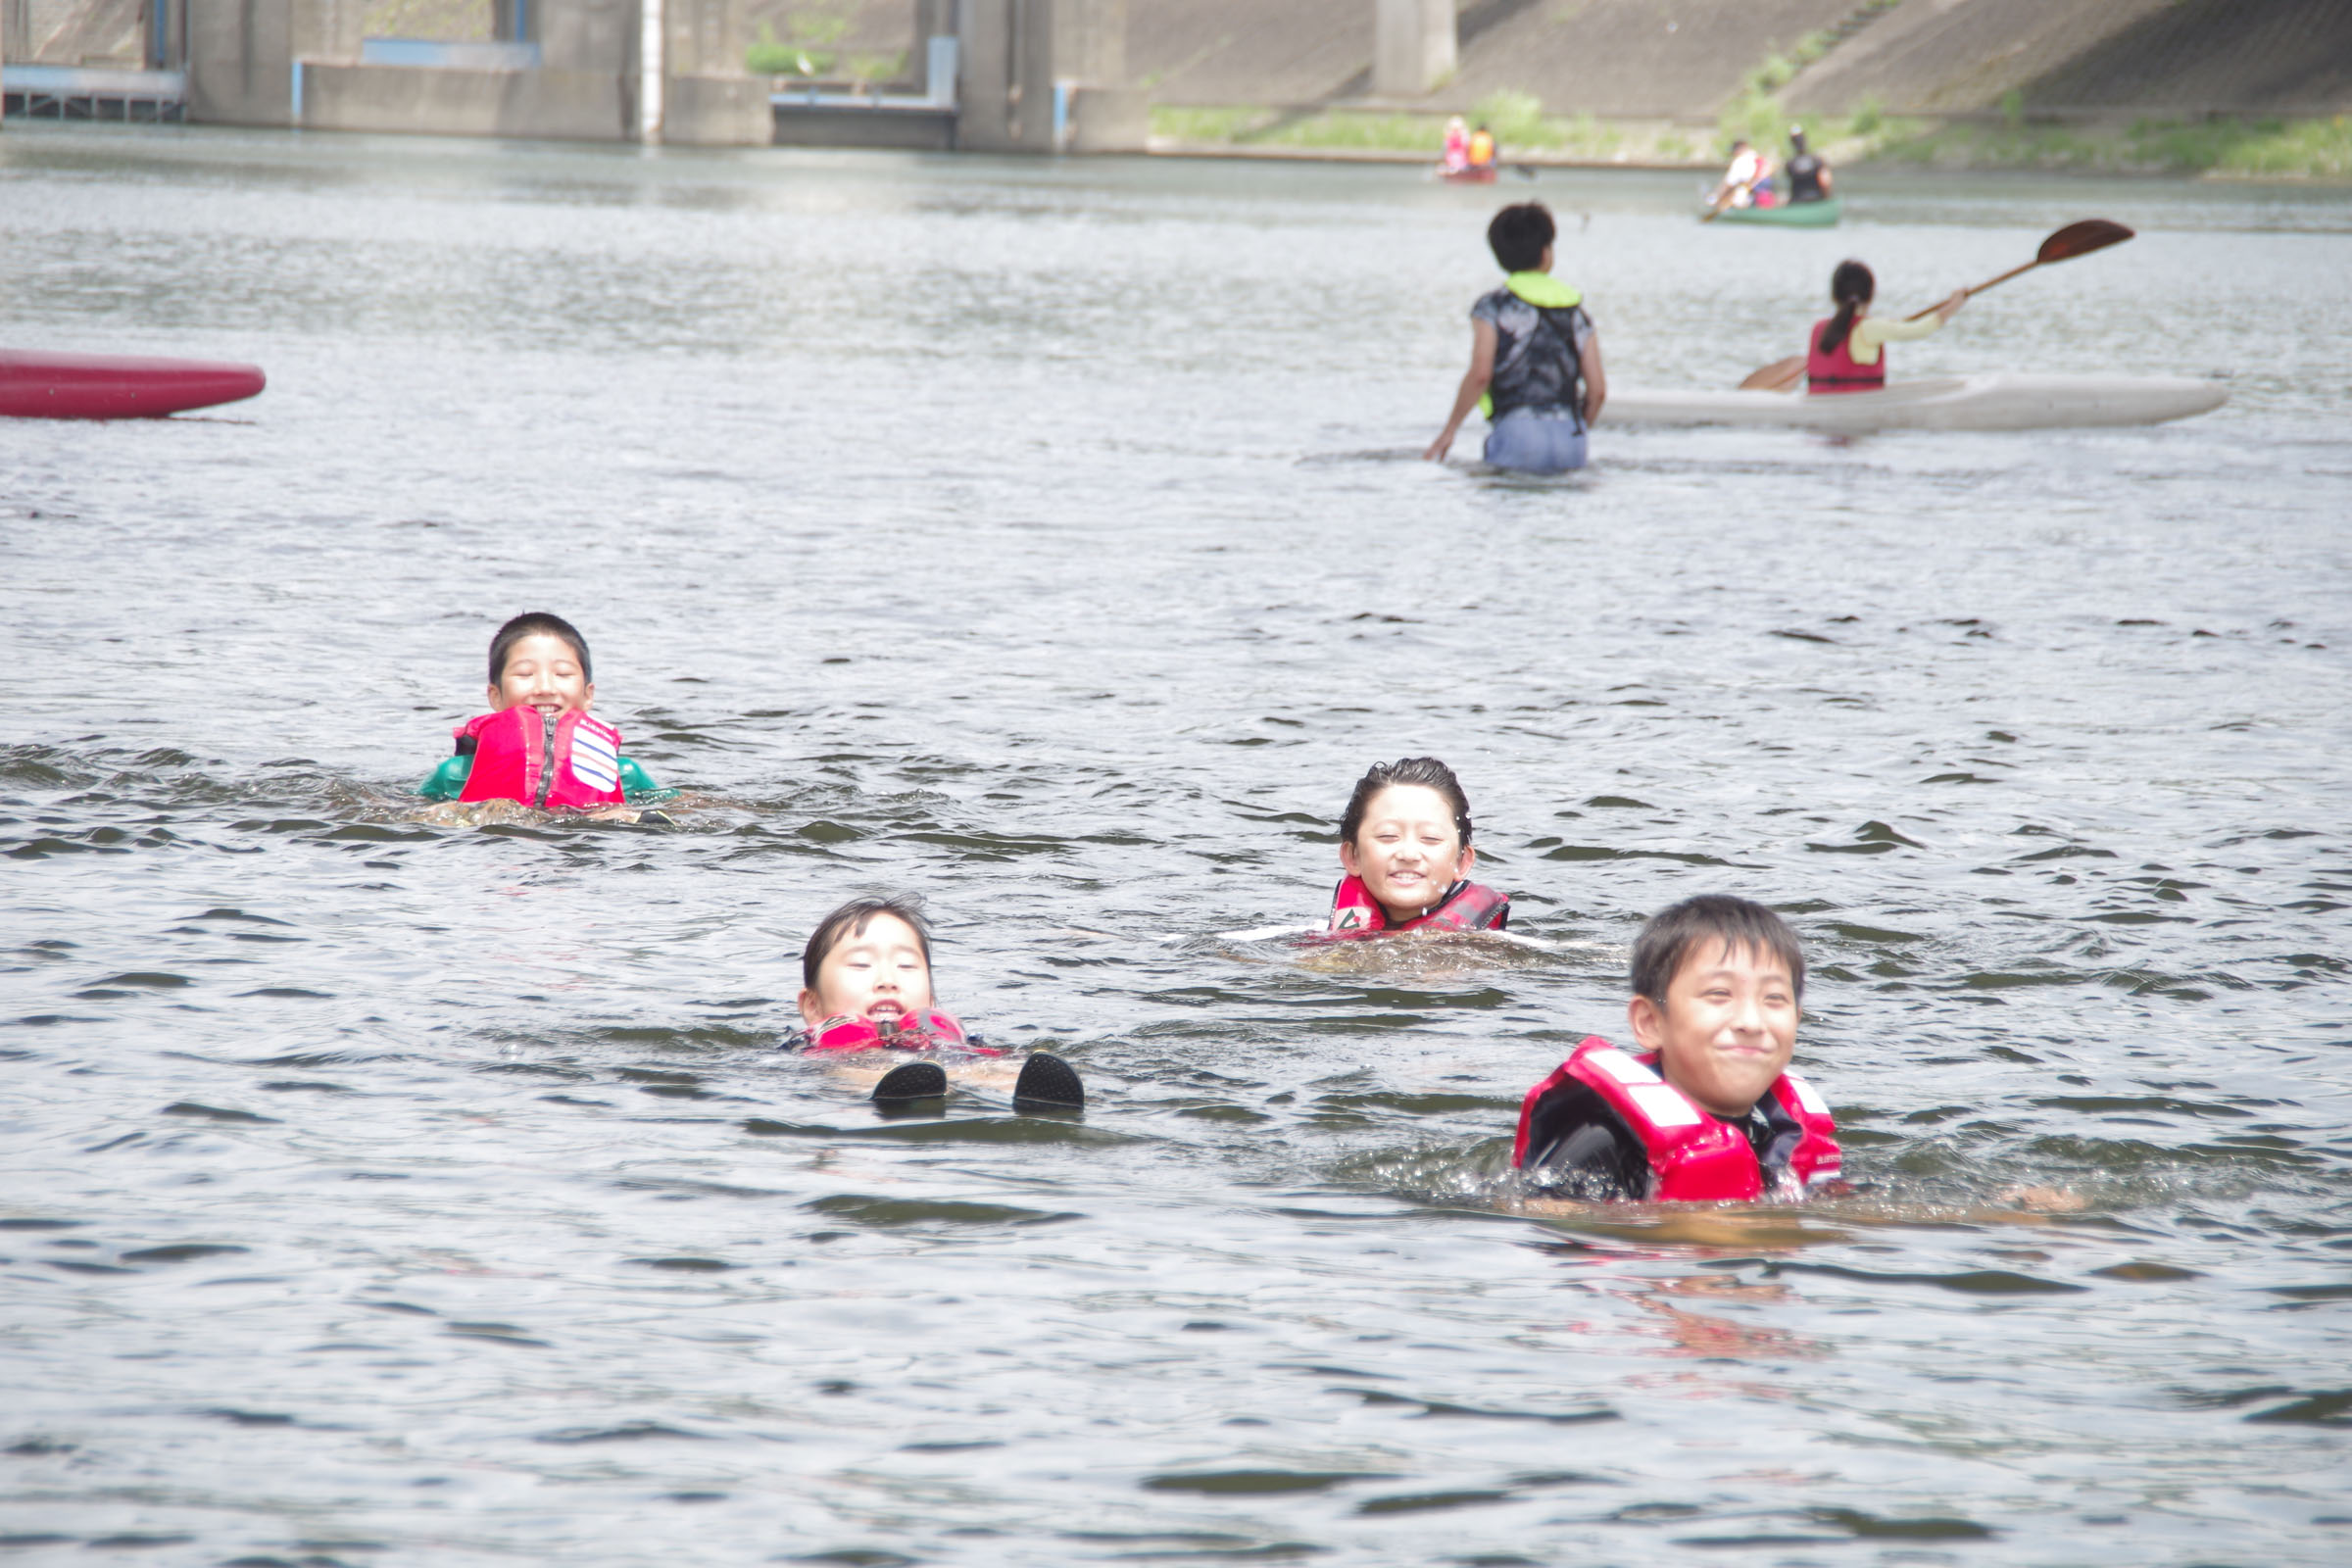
top-left (1466, 122), bottom-right (1496, 174)
top-left (1782, 125), bottom-right (1833, 205)
top-left (1703, 138), bottom-right (1774, 216)
top-left (1442, 115), bottom-right (1471, 174)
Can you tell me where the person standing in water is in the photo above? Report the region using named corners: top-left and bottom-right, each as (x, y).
top-left (1783, 126), bottom-right (1832, 204)
top-left (1425, 202), bottom-right (1606, 473)
top-left (1807, 260), bottom-right (1966, 394)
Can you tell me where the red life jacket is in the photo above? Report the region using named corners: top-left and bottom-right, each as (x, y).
top-left (454, 706), bottom-right (626, 809)
top-left (1511, 1036), bottom-right (1840, 1201)
top-left (1326, 874), bottom-right (1509, 936)
top-left (1806, 316), bottom-right (1886, 395)
top-left (801, 1010), bottom-right (1000, 1054)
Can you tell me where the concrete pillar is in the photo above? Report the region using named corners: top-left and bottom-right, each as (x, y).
top-left (187, 0), bottom-right (293, 124)
top-left (1372, 0), bottom-right (1452, 98)
top-left (956, 0), bottom-right (1054, 153)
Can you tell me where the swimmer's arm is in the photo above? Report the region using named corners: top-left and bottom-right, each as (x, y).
top-left (1425, 317), bottom-right (1499, 463)
top-left (416, 754), bottom-right (470, 800)
top-left (1580, 331), bottom-right (1606, 427)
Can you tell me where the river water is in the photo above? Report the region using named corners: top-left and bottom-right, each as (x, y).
top-left (3, 124), bottom-right (2348, 1565)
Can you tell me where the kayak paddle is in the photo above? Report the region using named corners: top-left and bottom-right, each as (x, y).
top-left (1903, 218), bottom-right (2134, 319)
top-left (1736, 219), bottom-right (2136, 390)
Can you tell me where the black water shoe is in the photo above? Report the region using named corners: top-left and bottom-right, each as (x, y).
top-left (1012, 1052), bottom-right (1085, 1109)
top-left (872, 1060), bottom-right (948, 1102)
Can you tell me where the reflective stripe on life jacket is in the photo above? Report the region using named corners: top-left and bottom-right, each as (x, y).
top-left (1511, 1036), bottom-right (1840, 1201)
top-left (453, 706), bottom-right (627, 809)
top-left (1326, 875), bottom-right (1510, 936)
top-left (801, 1010), bottom-right (1000, 1054)
top-left (1806, 315), bottom-right (1886, 395)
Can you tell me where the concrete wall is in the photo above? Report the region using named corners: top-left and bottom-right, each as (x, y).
top-left (1783, 0), bottom-right (2174, 116)
top-left (769, 100), bottom-right (954, 148)
top-left (664, 69), bottom-right (768, 141)
top-left (301, 60), bottom-right (628, 136)
top-left (1372, 0), bottom-right (1452, 98)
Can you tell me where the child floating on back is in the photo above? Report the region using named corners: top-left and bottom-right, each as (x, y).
top-left (1327, 758), bottom-right (1509, 935)
top-left (793, 895), bottom-right (1084, 1107)
top-left (417, 612), bottom-right (667, 813)
top-left (1514, 895), bottom-right (1839, 1202)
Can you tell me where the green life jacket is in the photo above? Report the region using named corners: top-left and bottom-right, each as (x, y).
top-left (1479, 271), bottom-right (1586, 419)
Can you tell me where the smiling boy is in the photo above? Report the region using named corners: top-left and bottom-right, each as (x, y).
top-left (1513, 895), bottom-right (1840, 1201)
top-left (416, 612), bottom-right (665, 808)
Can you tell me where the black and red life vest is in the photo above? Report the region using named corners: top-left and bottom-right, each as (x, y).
top-left (1806, 316), bottom-right (1886, 395)
top-left (454, 706), bottom-right (625, 809)
top-left (1512, 1036), bottom-right (1840, 1201)
top-left (801, 1010), bottom-right (1000, 1055)
top-left (1326, 874), bottom-right (1509, 936)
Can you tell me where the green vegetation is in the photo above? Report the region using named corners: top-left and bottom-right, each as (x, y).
top-left (361, 0), bottom-right (492, 40)
top-left (1874, 114), bottom-right (2352, 178)
top-left (745, 3), bottom-right (901, 81)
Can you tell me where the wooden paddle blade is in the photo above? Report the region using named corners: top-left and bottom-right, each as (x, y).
top-left (2037, 219), bottom-right (2133, 264)
top-left (1739, 356), bottom-right (1807, 391)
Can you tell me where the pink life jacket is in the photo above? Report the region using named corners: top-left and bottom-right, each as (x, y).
top-left (801, 1010), bottom-right (1000, 1055)
top-left (1326, 874), bottom-right (1509, 937)
top-left (1806, 316), bottom-right (1886, 395)
top-left (1511, 1035), bottom-right (1840, 1201)
top-left (454, 706), bottom-right (625, 809)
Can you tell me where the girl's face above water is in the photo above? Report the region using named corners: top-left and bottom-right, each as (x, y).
top-left (487, 633), bottom-right (594, 716)
top-left (1339, 784), bottom-right (1474, 922)
top-left (798, 912), bottom-right (937, 1031)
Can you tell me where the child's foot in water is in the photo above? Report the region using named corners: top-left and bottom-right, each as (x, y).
top-left (872, 1060), bottom-right (948, 1102)
top-left (1012, 1052), bottom-right (1085, 1109)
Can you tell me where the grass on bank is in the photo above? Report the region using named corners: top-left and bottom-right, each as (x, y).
top-left (1150, 97), bottom-right (2352, 181)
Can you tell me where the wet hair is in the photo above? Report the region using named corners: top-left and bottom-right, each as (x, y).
top-left (1339, 758), bottom-right (1474, 849)
top-left (1819, 260), bottom-right (1876, 358)
top-left (1487, 203), bottom-right (1555, 273)
top-left (1729, 138), bottom-right (1750, 152)
top-left (801, 895), bottom-right (933, 992)
top-left (489, 612), bottom-right (592, 686)
top-left (1631, 895), bottom-right (1806, 1006)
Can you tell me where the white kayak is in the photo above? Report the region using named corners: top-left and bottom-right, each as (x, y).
top-left (1604, 374), bottom-right (2227, 433)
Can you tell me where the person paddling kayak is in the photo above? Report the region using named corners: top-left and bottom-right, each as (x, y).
top-left (1807, 260), bottom-right (1966, 394)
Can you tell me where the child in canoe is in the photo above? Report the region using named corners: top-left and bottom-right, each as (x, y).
top-left (792, 895), bottom-right (1084, 1106)
top-left (1326, 758), bottom-right (1509, 935)
top-left (416, 612), bottom-right (670, 812)
top-left (1513, 895), bottom-right (1840, 1202)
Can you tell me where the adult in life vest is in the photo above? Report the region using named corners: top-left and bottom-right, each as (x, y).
top-left (1513, 895), bottom-right (1841, 1201)
top-left (1783, 125), bottom-right (1832, 204)
top-left (1324, 757), bottom-right (1509, 937)
top-left (416, 612), bottom-right (664, 809)
top-left (1806, 259), bottom-right (1968, 395)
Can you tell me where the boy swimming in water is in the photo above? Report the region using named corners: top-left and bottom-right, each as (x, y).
top-left (1514, 895), bottom-right (1839, 1202)
top-left (416, 612), bottom-right (667, 811)
top-left (793, 895), bottom-right (1084, 1107)
top-left (1425, 202), bottom-right (1607, 474)
top-left (1327, 758), bottom-right (1508, 935)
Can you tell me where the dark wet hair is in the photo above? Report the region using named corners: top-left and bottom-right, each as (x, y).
top-left (489, 612), bottom-right (592, 686)
top-left (1819, 260), bottom-right (1876, 358)
top-left (1789, 126), bottom-right (1809, 154)
top-left (1487, 203), bottom-right (1555, 273)
top-left (1339, 758), bottom-right (1474, 849)
top-left (1631, 895), bottom-right (1806, 1006)
top-left (801, 895), bottom-right (933, 991)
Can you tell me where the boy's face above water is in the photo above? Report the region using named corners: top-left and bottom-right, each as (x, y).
top-left (1339, 784), bottom-right (1475, 922)
top-left (488, 633), bottom-right (594, 715)
top-left (1628, 938), bottom-right (1798, 1119)
top-left (798, 912), bottom-right (936, 1032)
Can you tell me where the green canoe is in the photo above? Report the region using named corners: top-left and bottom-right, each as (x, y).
top-left (1709, 196), bottom-right (1842, 227)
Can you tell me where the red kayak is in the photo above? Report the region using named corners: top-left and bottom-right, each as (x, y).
top-left (0, 349), bottom-right (266, 419)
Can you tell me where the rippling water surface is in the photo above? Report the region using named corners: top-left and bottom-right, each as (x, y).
top-left (3, 125), bottom-right (2349, 1565)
